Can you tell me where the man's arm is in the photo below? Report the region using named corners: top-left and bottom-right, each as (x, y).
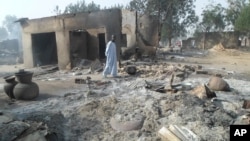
top-left (105, 41), bottom-right (111, 56)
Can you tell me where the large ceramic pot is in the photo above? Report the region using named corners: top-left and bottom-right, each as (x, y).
top-left (13, 70), bottom-right (39, 100)
top-left (15, 71), bottom-right (33, 83)
top-left (13, 82), bottom-right (39, 100)
top-left (3, 75), bottom-right (18, 99)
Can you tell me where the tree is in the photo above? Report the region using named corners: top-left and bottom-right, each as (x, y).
top-left (200, 4), bottom-right (226, 32)
top-left (63, 0), bottom-right (100, 14)
top-left (128, 0), bottom-right (198, 46)
top-left (127, 0), bottom-right (148, 14)
top-left (225, 0), bottom-right (248, 28)
top-left (53, 5), bottom-right (62, 15)
top-left (105, 4), bottom-right (125, 9)
top-left (0, 27), bottom-right (8, 41)
top-left (235, 4), bottom-right (250, 36)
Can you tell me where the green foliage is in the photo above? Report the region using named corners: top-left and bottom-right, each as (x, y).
top-left (53, 5), bottom-right (62, 15)
top-left (235, 4), bottom-right (250, 32)
top-left (225, 0), bottom-right (247, 27)
top-left (127, 0), bottom-right (148, 14)
top-left (0, 27), bottom-right (8, 40)
top-left (63, 0), bottom-right (100, 14)
top-left (128, 0), bottom-right (198, 43)
top-left (103, 4), bottom-right (125, 10)
top-left (200, 4), bottom-right (226, 32)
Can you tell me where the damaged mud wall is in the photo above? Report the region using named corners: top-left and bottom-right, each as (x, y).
top-left (121, 10), bottom-right (136, 48)
top-left (21, 9), bottom-right (122, 69)
top-left (121, 11), bottom-right (159, 59)
top-left (137, 15), bottom-right (158, 47)
top-left (195, 32), bottom-right (239, 49)
top-left (63, 9), bottom-right (122, 67)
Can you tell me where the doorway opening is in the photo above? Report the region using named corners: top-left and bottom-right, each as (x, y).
top-left (31, 32), bottom-right (58, 66)
top-left (98, 33), bottom-right (106, 59)
top-left (69, 30), bottom-right (88, 67)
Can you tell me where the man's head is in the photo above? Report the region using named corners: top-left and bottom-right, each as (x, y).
top-left (111, 35), bottom-right (116, 42)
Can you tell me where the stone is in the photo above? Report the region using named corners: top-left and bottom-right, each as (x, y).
top-left (175, 72), bottom-right (185, 78)
top-left (110, 117), bottom-right (144, 131)
top-left (125, 65), bottom-right (137, 75)
top-left (207, 76), bottom-right (230, 91)
top-left (233, 115), bottom-right (250, 125)
top-left (197, 65), bottom-right (202, 70)
top-left (0, 121), bottom-right (30, 141)
top-left (17, 130), bottom-right (47, 141)
top-left (72, 72), bottom-right (82, 76)
top-left (190, 84), bottom-right (216, 100)
top-left (0, 114), bottom-right (13, 124)
top-left (242, 100), bottom-right (250, 109)
top-left (66, 62), bottom-right (71, 70)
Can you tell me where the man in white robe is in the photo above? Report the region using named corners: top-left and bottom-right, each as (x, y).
top-left (103, 35), bottom-right (117, 78)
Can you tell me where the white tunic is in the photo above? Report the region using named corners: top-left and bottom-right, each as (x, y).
top-left (103, 41), bottom-right (117, 77)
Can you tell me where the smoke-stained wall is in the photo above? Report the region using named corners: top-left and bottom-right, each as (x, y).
top-left (20, 9), bottom-right (158, 69)
top-left (21, 9), bottom-right (122, 69)
top-left (121, 11), bottom-right (159, 59)
top-left (195, 32), bottom-right (240, 49)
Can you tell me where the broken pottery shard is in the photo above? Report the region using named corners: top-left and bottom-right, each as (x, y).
top-left (207, 76), bottom-right (230, 91)
top-left (158, 126), bottom-right (181, 141)
top-left (242, 100), bottom-right (250, 109)
top-left (125, 65), bottom-right (137, 75)
top-left (110, 117), bottom-right (144, 131)
top-left (190, 84), bottom-right (216, 100)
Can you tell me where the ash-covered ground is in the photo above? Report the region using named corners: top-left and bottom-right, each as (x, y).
top-left (1, 47), bottom-right (250, 141)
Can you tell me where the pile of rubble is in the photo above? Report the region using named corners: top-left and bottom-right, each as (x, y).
top-left (209, 43), bottom-right (243, 56)
top-left (210, 43), bottom-right (226, 52)
top-left (0, 112), bottom-right (59, 141)
top-left (1, 73), bottom-right (250, 140)
top-left (1, 52), bottom-right (250, 140)
top-left (119, 62), bottom-right (199, 79)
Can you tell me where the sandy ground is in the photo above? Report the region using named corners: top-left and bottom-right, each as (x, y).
top-left (0, 47), bottom-right (250, 141)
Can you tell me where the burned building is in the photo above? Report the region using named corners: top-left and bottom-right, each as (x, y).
top-left (20, 9), bottom-right (159, 69)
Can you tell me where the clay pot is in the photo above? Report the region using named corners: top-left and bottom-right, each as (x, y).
top-left (13, 70), bottom-right (39, 100)
top-left (13, 82), bottom-right (39, 100)
top-left (15, 71), bottom-right (33, 83)
top-left (207, 76), bottom-right (230, 91)
top-left (3, 75), bottom-right (18, 99)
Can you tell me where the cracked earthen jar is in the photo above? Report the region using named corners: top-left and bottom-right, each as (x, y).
top-left (13, 70), bottom-right (39, 100)
top-left (3, 75), bottom-right (18, 99)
